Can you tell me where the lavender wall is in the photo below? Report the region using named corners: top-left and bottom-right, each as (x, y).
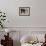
top-left (0, 0), bottom-right (46, 27)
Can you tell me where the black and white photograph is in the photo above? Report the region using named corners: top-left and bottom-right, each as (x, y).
top-left (19, 7), bottom-right (30, 16)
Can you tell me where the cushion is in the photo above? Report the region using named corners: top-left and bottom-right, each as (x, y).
top-left (20, 35), bottom-right (37, 43)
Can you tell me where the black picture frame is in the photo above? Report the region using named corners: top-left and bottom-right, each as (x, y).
top-left (19, 7), bottom-right (30, 16)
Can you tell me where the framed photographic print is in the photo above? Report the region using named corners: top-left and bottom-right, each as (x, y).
top-left (19, 7), bottom-right (30, 16)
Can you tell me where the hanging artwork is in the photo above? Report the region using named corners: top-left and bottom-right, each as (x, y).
top-left (19, 7), bottom-right (30, 16)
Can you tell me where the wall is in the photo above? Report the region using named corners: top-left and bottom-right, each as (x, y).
top-left (0, 0), bottom-right (46, 27)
